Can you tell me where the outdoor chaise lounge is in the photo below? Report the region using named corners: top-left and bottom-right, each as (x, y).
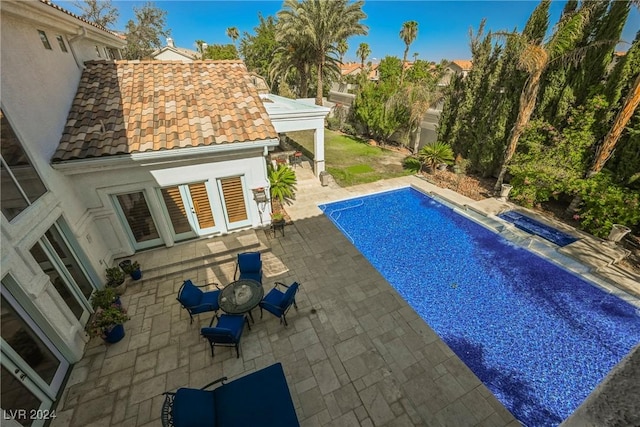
top-left (161, 362), bottom-right (299, 427)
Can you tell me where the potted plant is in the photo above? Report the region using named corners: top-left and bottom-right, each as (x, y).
top-left (86, 305), bottom-right (129, 343)
top-left (106, 267), bottom-right (125, 287)
top-left (121, 261), bottom-right (142, 280)
top-left (90, 287), bottom-right (121, 310)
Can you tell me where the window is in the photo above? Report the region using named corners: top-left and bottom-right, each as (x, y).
top-left (95, 45), bottom-right (101, 57)
top-left (37, 30), bottom-right (51, 50)
top-left (0, 110), bottom-right (47, 221)
top-left (56, 35), bottom-right (68, 52)
top-left (29, 222), bottom-right (94, 320)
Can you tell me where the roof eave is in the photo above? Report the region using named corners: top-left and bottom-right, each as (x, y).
top-left (51, 138), bottom-right (279, 175)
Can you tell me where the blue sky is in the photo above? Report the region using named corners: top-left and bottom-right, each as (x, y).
top-left (60, 1), bottom-right (639, 62)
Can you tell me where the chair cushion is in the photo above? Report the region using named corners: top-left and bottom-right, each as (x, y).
top-left (280, 283), bottom-right (299, 311)
top-left (261, 288), bottom-right (285, 317)
top-left (238, 252), bottom-right (261, 273)
top-left (173, 388), bottom-right (216, 427)
top-left (190, 289), bottom-right (219, 314)
top-left (219, 316), bottom-right (244, 340)
top-left (239, 271), bottom-right (262, 283)
top-left (214, 363), bottom-right (299, 427)
top-left (201, 327), bottom-right (235, 344)
top-left (179, 280), bottom-right (202, 308)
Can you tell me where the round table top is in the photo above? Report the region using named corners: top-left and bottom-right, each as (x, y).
top-left (218, 279), bottom-right (264, 314)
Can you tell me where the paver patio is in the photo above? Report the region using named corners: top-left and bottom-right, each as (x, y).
top-left (52, 162), bottom-right (638, 427)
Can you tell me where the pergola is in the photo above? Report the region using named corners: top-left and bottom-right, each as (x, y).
top-left (262, 94), bottom-right (330, 177)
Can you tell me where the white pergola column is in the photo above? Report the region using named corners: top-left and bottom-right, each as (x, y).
top-left (313, 126), bottom-right (325, 176)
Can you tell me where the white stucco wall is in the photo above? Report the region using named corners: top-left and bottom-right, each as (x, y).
top-left (0, 1), bottom-right (126, 361)
top-left (153, 49), bottom-right (195, 61)
top-left (56, 150), bottom-right (272, 258)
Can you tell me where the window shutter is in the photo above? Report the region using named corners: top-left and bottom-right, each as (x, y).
top-left (220, 177), bottom-right (248, 223)
top-left (188, 183), bottom-right (215, 229)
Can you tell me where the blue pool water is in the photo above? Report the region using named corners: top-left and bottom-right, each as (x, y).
top-left (319, 187), bottom-right (640, 427)
top-left (498, 211), bottom-right (578, 247)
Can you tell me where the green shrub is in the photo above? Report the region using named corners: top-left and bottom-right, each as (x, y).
top-left (268, 164), bottom-right (297, 204)
top-left (574, 173), bottom-right (640, 237)
top-left (403, 156), bottom-right (421, 173)
top-left (418, 142), bottom-right (455, 172)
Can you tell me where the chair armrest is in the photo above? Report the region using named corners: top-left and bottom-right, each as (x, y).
top-left (201, 376), bottom-right (227, 389)
top-left (274, 281), bottom-right (290, 289)
top-left (185, 302), bottom-right (217, 311)
top-left (192, 282), bottom-right (221, 290)
top-left (259, 300), bottom-right (282, 312)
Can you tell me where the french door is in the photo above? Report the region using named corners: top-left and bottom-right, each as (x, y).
top-left (1, 284), bottom-right (67, 426)
top-left (160, 177), bottom-right (251, 240)
top-left (114, 191), bottom-right (163, 250)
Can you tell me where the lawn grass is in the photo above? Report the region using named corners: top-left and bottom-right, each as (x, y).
top-left (286, 129), bottom-right (411, 187)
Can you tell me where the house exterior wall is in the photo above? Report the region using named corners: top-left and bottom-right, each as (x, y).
top-left (153, 49), bottom-right (194, 61)
top-left (1, 0), bottom-right (126, 363)
top-left (57, 151), bottom-right (272, 258)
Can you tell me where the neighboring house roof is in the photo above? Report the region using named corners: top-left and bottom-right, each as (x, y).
top-left (53, 60), bottom-right (277, 162)
top-left (449, 59), bottom-right (473, 71)
top-left (340, 62), bottom-right (362, 76)
top-left (151, 45), bottom-right (199, 61)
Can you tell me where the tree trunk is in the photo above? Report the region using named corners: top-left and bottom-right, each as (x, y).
top-left (566, 72), bottom-right (640, 214)
top-left (315, 62), bottom-right (323, 106)
top-left (412, 126), bottom-right (421, 154)
top-left (588, 72), bottom-right (640, 176)
top-left (494, 69), bottom-right (544, 191)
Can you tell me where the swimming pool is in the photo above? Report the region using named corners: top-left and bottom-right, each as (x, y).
top-left (319, 187), bottom-right (640, 427)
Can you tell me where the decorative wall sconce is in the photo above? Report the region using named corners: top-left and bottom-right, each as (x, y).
top-left (252, 187), bottom-right (268, 204)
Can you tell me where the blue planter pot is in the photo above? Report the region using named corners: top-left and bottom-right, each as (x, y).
top-left (130, 269), bottom-right (142, 281)
top-left (103, 324), bottom-right (125, 343)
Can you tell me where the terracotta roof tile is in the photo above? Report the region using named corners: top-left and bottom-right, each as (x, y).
top-left (53, 60), bottom-right (277, 162)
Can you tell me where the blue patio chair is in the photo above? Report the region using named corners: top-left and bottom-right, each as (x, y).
top-left (234, 252), bottom-right (263, 284)
top-left (177, 279), bottom-right (221, 325)
top-left (259, 282), bottom-right (300, 326)
top-left (201, 314), bottom-right (249, 359)
top-left (161, 363), bottom-right (299, 427)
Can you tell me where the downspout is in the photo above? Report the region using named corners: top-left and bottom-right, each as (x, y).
top-left (67, 26), bottom-right (87, 69)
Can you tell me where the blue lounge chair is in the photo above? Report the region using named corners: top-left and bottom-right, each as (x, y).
top-left (177, 280), bottom-right (221, 325)
top-left (259, 282), bottom-right (300, 326)
top-left (234, 252), bottom-right (263, 284)
top-left (161, 362), bottom-right (299, 427)
top-left (201, 314), bottom-right (249, 359)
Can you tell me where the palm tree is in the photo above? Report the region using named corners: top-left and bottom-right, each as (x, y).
top-left (195, 39), bottom-right (206, 58)
top-left (337, 39), bottom-right (348, 64)
top-left (493, 4), bottom-right (595, 191)
top-left (388, 76), bottom-right (444, 153)
top-left (399, 21), bottom-right (418, 85)
top-left (277, 0), bottom-right (367, 106)
top-left (226, 26), bottom-right (239, 47)
top-left (356, 42), bottom-right (371, 69)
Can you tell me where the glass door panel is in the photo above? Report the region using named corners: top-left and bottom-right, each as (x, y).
top-left (115, 192), bottom-right (163, 249)
top-left (1, 297), bottom-right (61, 387)
top-left (161, 187), bottom-right (194, 238)
top-left (28, 244), bottom-right (84, 320)
top-left (44, 227), bottom-right (93, 300)
top-left (1, 365), bottom-right (41, 427)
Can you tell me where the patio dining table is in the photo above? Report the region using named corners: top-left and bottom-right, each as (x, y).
top-left (218, 279), bottom-right (264, 323)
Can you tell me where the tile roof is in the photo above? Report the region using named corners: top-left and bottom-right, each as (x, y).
top-left (53, 60), bottom-right (278, 162)
top-left (450, 59), bottom-right (473, 71)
